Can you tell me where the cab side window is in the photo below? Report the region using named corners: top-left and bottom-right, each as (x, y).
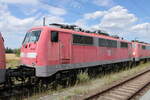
top-left (51, 31), bottom-right (58, 42)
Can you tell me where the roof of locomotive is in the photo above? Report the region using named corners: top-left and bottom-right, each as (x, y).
top-left (29, 26), bottom-right (131, 43)
top-left (132, 41), bottom-right (150, 46)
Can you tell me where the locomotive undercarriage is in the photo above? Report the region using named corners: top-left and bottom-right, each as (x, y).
top-left (3, 59), bottom-right (146, 87)
top-left (3, 58), bottom-right (149, 87)
top-left (5, 65), bottom-right (36, 87)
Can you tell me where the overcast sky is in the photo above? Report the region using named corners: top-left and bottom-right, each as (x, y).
top-left (0, 0), bottom-right (150, 48)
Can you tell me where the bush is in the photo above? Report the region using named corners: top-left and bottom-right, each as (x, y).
top-left (77, 72), bottom-right (90, 84)
top-left (14, 49), bottom-right (20, 57)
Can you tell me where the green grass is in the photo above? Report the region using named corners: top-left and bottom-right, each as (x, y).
top-left (77, 72), bottom-right (90, 84)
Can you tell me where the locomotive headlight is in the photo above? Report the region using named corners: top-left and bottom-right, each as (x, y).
top-left (133, 52), bottom-right (136, 55)
top-left (27, 53), bottom-right (37, 58)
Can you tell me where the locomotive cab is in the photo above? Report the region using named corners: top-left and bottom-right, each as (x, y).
top-left (21, 26), bottom-right (72, 77)
top-left (21, 27), bottom-right (52, 77)
top-left (0, 32), bottom-right (6, 84)
top-left (21, 29), bottom-right (41, 66)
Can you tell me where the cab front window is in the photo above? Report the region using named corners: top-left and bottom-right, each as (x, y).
top-left (23, 30), bottom-right (41, 44)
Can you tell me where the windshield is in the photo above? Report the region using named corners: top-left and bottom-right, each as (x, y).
top-left (23, 30), bottom-right (41, 45)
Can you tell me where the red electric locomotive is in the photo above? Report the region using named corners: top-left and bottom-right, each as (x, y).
top-left (20, 24), bottom-right (133, 77)
top-left (132, 41), bottom-right (150, 61)
top-left (0, 32), bottom-right (6, 84)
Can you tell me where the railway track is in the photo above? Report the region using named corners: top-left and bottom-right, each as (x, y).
top-left (84, 68), bottom-right (150, 100)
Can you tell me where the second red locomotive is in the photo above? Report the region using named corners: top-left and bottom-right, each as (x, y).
top-left (132, 41), bottom-right (150, 62)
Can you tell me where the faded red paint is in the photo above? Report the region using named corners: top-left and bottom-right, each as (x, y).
top-left (0, 33), bottom-right (5, 69)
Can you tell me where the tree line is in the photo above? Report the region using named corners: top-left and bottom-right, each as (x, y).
top-left (5, 47), bottom-right (20, 56)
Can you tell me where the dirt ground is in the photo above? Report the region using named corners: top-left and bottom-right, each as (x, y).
top-left (6, 53), bottom-right (20, 68)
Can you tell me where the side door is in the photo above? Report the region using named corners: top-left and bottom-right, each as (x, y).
top-left (128, 43), bottom-right (132, 58)
top-left (59, 32), bottom-right (72, 64)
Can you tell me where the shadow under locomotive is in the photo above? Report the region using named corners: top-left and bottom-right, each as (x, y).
top-left (0, 66), bottom-right (35, 99)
